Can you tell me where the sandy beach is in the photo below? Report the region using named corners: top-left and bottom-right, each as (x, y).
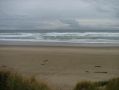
top-left (0, 46), bottom-right (119, 90)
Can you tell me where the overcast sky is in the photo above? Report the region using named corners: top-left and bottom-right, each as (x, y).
top-left (0, 0), bottom-right (119, 30)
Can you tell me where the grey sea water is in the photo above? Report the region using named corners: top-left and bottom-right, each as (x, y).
top-left (0, 30), bottom-right (119, 45)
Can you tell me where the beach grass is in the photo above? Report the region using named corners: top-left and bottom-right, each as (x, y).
top-left (74, 81), bottom-right (99, 90)
top-left (74, 78), bottom-right (119, 90)
top-left (105, 78), bottom-right (119, 90)
top-left (0, 69), bottom-right (51, 90)
top-left (0, 69), bottom-right (119, 90)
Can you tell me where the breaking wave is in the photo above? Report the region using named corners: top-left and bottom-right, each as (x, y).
top-left (0, 32), bottom-right (119, 43)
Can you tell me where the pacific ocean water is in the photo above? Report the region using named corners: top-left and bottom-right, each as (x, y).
top-left (0, 30), bottom-right (119, 44)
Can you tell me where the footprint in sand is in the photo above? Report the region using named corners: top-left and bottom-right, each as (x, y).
top-left (85, 71), bottom-right (90, 73)
top-left (41, 63), bottom-right (45, 66)
top-left (41, 59), bottom-right (49, 66)
top-left (43, 59), bottom-right (48, 63)
top-left (0, 65), bottom-right (7, 68)
top-left (94, 65), bottom-right (101, 68)
top-left (93, 65), bottom-right (108, 74)
top-left (94, 71), bottom-right (108, 74)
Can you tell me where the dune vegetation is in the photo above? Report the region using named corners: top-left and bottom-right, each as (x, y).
top-left (0, 69), bottom-right (51, 90)
top-left (74, 78), bottom-right (119, 90)
top-left (0, 69), bottom-right (119, 90)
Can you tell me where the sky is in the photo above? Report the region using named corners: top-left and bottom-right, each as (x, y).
top-left (0, 0), bottom-right (119, 30)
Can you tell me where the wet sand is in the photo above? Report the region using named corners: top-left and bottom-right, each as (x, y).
top-left (0, 46), bottom-right (119, 90)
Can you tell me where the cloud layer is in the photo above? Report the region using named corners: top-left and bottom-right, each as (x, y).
top-left (0, 0), bottom-right (119, 30)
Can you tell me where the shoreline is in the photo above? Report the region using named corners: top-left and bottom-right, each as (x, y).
top-left (0, 40), bottom-right (119, 48)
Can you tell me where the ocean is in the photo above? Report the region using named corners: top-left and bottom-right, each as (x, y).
top-left (0, 30), bottom-right (119, 46)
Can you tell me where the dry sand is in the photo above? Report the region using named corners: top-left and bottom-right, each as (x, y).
top-left (0, 46), bottom-right (119, 90)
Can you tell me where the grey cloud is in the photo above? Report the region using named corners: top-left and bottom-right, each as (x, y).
top-left (60, 19), bottom-right (80, 29)
top-left (0, 0), bottom-right (119, 30)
